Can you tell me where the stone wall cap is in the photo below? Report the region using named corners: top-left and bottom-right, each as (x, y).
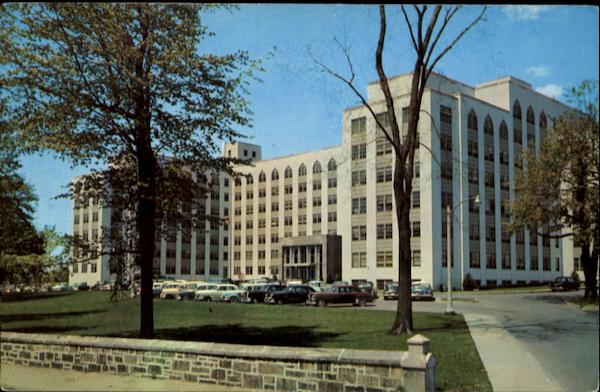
top-left (1, 332), bottom-right (409, 368)
top-left (407, 334), bottom-right (430, 345)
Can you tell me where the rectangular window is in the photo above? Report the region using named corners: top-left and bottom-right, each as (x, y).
top-left (328, 212), bottom-right (337, 222)
top-left (351, 252), bottom-right (367, 268)
top-left (352, 197), bottom-right (367, 215)
top-left (352, 143), bottom-right (367, 160)
top-left (351, 117), bottom-right (366, 135)
top-left (328, 177), bottom-right (337, 188)
top-left (412, 191), bottom-right (420, 208)
top-left (298, 182), bottom-right (307, 193)
top-left (313, 181), bottom-right (322, 191)
top-left (376, 139), bottom-right (393, 155)
top-left (412, 250), bottom-right (421, 267)
top-left (312, 213), bottom-right (321, 224)
top-left (352, 225), bottom-right (367, 241)
top-left (313, 196), bottom-right (322, 207)
top-left (328, 194), bottom-right (337, 205)
top-left (412, 222), bottom-right (420, 237)
top-left (376, 166), bottom-right (393, 183)
top-left (376, 251), bottom-right (393, 268)
top-left (351, 170), bottom-right (367, 186)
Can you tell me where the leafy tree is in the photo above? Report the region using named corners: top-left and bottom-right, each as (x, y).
top-left (512, 80), bottom-right (599, 299)
top-left (0, 4), bottom-right (260, 337)
top-left (315, 5), bottom-right (486, 334)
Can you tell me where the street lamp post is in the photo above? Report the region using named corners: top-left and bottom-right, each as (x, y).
top-left (445, 194), bottom-right (479, 315)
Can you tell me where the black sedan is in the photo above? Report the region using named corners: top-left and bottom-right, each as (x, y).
top-left (265, 285), bottom-right (319, 305)
top-left (550, 276), bottom-right (580, 292)
top-left (244, 284), bottom-right (286, 304)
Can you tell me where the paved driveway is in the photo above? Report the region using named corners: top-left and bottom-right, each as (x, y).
top-left (371, 290), bottom-right (599, 392)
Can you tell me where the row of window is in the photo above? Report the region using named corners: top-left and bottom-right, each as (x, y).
top-left (239, 160), bottom-right (338, 185)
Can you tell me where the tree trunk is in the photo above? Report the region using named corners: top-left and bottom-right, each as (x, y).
top-left (134, 6), bottom-right (156, 339)
top-left (391, 173), bottom-right (413, 335)
top-left (581, 243), bottom-right (598, 299)
top-left (137, 155), bottom-right (156, 338)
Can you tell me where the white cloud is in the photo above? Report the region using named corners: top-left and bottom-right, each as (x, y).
top-left (526, 65), bottom-right (551, 78)
top-left (502, 5), bottom-right (553, 21)
top-left (535, 84), bottom-right (563, 99)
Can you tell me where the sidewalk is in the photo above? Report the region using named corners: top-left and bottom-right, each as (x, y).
top-left (0, 362), bottom-right (252, 392)
top-left (463, 313), bottom-right (565, 392)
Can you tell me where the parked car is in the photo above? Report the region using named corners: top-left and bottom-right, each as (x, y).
top-left (411, 282), bottom-right (434, 301)
top-left (220, 286), bottom-right (246, 303)
top-left (194, 283), bottom-right (239, 302)
top-left (383, 281), bottom-right (399, 300)
top-left (74, 282), bottom-right (90, 291)
top-left (306, 285), bottom-right (373, 307)
top-left (176, 282), bottom-right (205, 300)
top-left (159, 282), bottom-right (187, 299)
top-left (152, 282), bottom-right (165, 297)
top-left (357, 281), bottom-right (378, 299)
top-left (331, 280), bottom-right (349, 288)
top-left (51, 283), bottom-right (70, 292)
top-left (308, 280), bottom-right (324, 289)
top-left (244, 283), bottom-right (286, 304)
top-left (550, 276), bottom-right (580, 292)
top-left (265, 285), bottom-right (318, 305)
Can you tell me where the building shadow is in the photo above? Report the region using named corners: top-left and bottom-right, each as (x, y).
top-left (114, 324), bottom-right (342, 347)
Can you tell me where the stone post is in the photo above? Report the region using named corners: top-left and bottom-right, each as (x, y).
top-left (400, 334), bottom-right (436, 392)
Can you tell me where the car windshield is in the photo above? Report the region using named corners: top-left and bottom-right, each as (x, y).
top-left (386, 283), bottom-right (399, 291)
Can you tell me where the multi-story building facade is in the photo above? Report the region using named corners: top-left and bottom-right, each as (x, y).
top-left (71, 72), bottom-right (578, 289)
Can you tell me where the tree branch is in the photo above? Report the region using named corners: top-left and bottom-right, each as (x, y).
top-left (426, 6), bottom-right (486, 80)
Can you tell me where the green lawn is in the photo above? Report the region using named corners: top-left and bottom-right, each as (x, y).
top-left (0, 291), bottom-right (491, 391)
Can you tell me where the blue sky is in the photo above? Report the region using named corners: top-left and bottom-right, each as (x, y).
top-left (19, 4), bottom-right (599, 235)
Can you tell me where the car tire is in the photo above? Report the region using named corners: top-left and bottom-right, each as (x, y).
top-left (318, 299), bottom-right (326, 307)
top-left (277, 299), bottom-right (283, 305)
top-left (204, 297), bottom-right (212, 302)
top-left (357, 298), bottom-right (366, 307)
top-left (253, 298), bottom-right (259, 304)
top-left (230, 296), bottom-right (238, 303)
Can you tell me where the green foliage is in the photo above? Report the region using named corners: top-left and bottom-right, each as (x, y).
top-left (512, 80), bottom-right (599, 298)
top-left (0, 3), bottom-right (263, 335)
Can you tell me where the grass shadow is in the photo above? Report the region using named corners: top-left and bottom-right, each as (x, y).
top-left (0, 292), bottom-right (75, 303)
top-left (2, 325), bottom-right (92, 334)
top-left (114, 324), bottom-right (342, 347)
top-left (0, 309), bottom-right (108, 324)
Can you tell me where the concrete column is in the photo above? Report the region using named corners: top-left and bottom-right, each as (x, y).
top-left (400, 334), bottom-right (436, 392)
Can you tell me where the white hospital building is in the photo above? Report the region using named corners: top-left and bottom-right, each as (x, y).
top-left (70, 72), bottom-right (580, 290)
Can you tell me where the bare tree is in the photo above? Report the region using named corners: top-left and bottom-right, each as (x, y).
top-left (315, 5), bottom-right (486, 334)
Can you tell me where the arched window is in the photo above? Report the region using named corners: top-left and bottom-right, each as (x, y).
top-left (328, 158), bottom-right (337, 172)
top-left (513, 100), bottom-right (522, 120)
top-left (499, 121), bottom-right (508, 139)
top-left (539, 111), bottom-right (547, 130)
top-left (246, 174), bottom-right (253, 185)
top-left (258, 171), bottom-right (266, 183)
top-left (526, 106), bottom-right (535, 125)
top-left (284, 166), bottom-right (293, 179)
top-left (298, 163), bottom-right (307, 177)
top-left (468, 110), bottom-right (478, 131)
top-left (313, 161), bottom-right (322, 174)
top-left (271, 169), bottom-right (279, 181)
top-left (484, 115), bottom-right (493, 136)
